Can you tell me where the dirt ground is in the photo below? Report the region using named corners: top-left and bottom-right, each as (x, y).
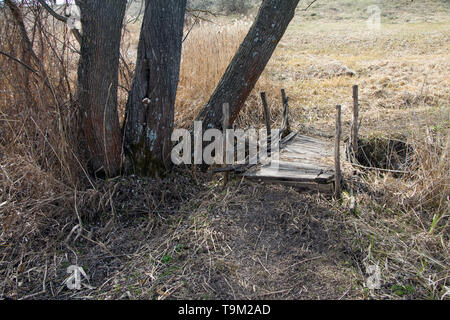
top-left (104, 180), bottom-right (363, 300)
top-left (1, 171), bottom-right (442, 300)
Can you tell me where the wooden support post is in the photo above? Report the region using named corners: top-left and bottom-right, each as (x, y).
top-left (222, 103), bottom-right (230, 188)
top-left (280, 89), bottom-right (291, 138)
top-left (335, 105), bottom-right (342, 200)
top-left (351, 85), bottom-right (359, 161)
top-left (349, 170), bottom-right (357, 215)
top-left (260, 92), bottom-right (271, 158)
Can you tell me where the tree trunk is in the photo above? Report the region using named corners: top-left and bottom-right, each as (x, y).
top-left (196, 0), bottom-right (300, 130)
top-left (76, 0), bottom-right (126, 177)
top-left (124, 0), bottom-right (187, 177)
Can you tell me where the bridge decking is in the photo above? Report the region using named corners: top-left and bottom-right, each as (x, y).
top-left (241, 133), bottom-right (336, 192)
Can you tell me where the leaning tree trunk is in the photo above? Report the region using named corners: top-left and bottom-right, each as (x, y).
top-left (196, 0), bottom-right (300, 130)
top-left (124, 0), bottom-right (187, 176)
top-left (76, 0), bottom-right (126, 177)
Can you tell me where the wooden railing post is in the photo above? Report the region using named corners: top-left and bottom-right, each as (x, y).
top-left (280, 89), bottom-right (291, 138)
top-left (223, 103), bottom-right (231, 187)
top-left (335, 105), bottom-right (342, 200)
top-left (351, 85), bottom-right (359, 161)
top-left (260, 92), bottom-right (271, 158)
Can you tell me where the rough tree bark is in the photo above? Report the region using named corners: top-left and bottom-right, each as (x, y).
top-left (76, 0), bottom-right (126, 177)
top-left (196, 0), bottom-right (300, 130)
top-left (124, 0), bottom-right (187, 176)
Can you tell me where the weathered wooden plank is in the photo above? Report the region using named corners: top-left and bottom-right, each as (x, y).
top-left (268, 160), bottom-right (332, 172)
top-left (283, 142), bottom-right (332, 152)
top-left (288, 138), bottom-right (329, 145)
top-left (278, 160), bottom-right (332, 170)
top-left (244, 166), bottom-right (334, 184)
top-left (285, 143), bottom-right (329, 150)
top-left (239, 131), bottom-right (336, 192)
top-left (293, 135), bottom-right (331, 146)
top-left (283, 150), bottom-right (327, 157)
top-left (281, 155), bottom-right (330, 163)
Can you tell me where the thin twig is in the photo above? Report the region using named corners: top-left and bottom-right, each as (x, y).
top-left (0, 50), bottom-right (40, 75)
top-left (351, 162), bottom-right (410, 174)
top-left (36, 0), bottom-right (81, 44)
top-left (300, 0), bottom-right (318, 11)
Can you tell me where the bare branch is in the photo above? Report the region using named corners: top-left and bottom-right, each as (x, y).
top-left (36, 0), bottom-right (81, 44)
top-left (36, 0), bottom-right (68, 23)
top-left (299, 0), bottom-right (318, 11)
top-left (182, 6), bottom-right (220, 42)
top-left (0, 50), bottom-right (40, 75)
top-left (186, 7), bottom-right (219, 17)
top-left (182, 19), bottom-right (198, 43)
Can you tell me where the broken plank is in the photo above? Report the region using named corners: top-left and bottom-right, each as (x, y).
top-left (268, 160), bottom-right (333, 173)
top-left (244, 166), bottom-right (334, 184)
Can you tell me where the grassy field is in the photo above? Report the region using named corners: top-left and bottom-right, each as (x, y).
top-left (0, 0), bottom-right (448, 300)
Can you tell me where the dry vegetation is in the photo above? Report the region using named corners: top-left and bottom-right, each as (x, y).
top-left (0, 0), bottom-right (449, 300)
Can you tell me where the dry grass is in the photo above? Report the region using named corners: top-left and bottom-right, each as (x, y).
top-left (175, 17), bottom-right (285, 129)
top-left (123, 15), bottom-right (285, 130)
top-left (0, 0), bottom-right (449, 300)
top-left (176, 18), bottom-right (253, 126)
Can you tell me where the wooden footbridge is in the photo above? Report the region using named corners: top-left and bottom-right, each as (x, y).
top-left (216, 86), bottom-right (361, 197)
